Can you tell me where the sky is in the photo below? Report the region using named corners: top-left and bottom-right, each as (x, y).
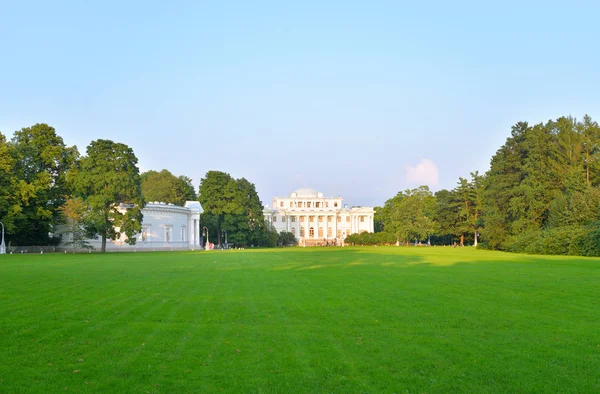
top-left (1, 0), bottom-right (599, 207)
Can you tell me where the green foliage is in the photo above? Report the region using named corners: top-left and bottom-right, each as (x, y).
top-left (3, 124), bottom-right (78, 245)
top-left (381, 186), bottom-right (435, 243)
top-left (373, 206), bottom-right (385, 232)
top-left (73, 139), bottom-right (144, 252)
top-left (277, 231), bottom-right (296, 246)
top-left (452, 172), bottom-right (484, 246)
top-left (571, 221), bottom-right (600, 257)
top-left (57, 197), bottom-right (94, 251)
top-left (482, 115), bottom-right (600, 253)
top-left (199, 171), bottom-right (269, 246)
top-left (505, 226), bottom-right (588, 256)
top-left (141, 169), bottom-right (197, 205)
top-left (345, 231), bottom-right (396, 245)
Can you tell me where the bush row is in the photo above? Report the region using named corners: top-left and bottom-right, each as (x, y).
top-left (503, 222), bottom-right (600, 256)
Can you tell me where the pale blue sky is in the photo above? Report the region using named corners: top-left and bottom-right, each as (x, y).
top-left (1, 1), bottom-right (599, 207)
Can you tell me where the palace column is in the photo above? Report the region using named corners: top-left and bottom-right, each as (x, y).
top-left (305, 215), bottom-right (310, 240)
top-left (318, 215), bottom-right (322, 240)
top-left (334, 214), bottom-right (338, 239)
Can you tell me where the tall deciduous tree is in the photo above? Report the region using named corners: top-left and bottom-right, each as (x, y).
top-left (382, 186), bottom-right (435, 245)
top-left (0, 132), bottom-right (17, 236)
top-left (8, 124), bottom-right (78, 245)
top-left (199, 171), bottom-right (267, 247)
top-left (199, 171), bottom-right (241, 246)
top-left (73, 139), bottom-right (144, 252)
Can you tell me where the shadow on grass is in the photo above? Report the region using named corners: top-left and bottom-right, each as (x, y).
top-left (256, 246), bottom-right (600, 272)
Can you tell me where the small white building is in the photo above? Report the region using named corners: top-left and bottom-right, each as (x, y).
top-left (263, 188), bottom-right (375, 246)
top-left (59, 201), bottom-right (202, 252)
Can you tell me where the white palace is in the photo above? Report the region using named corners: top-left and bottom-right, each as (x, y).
top-left (263, 188), bottom-right (375, 246)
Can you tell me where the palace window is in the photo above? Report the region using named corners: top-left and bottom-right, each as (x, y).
top-left (360, 216), bottom-right (364, 222)
top-left (300, 227), bottom-right (305, 237)
top-left (165, 226), bottom-right (172, 243)
top-left (300, 216), bottom-right (305, 222)
top-left (337, 229), bottom-right (342, 237)
top-left (273, 216), bottom-right (277, 222)
top-left (316, 202), bottom-right (320, 208)
top-left (337, 216), bottom-right (341, 223)
top-left (307, 202), bottom-right (311, 208)
top-left (309, 216), bottom-right (314, 223)
top-left (291, 217), bottom-right (296, 222)
top-left (346, 216), bottom-right (350, 222)
top-left (280, 201), bottom-right (284, 207)
top-left (318, 227), bottom-right (323, 238)
top-left (289, 202), bottom-right (293, 207)
top-left (318, 216), bottom-right (323, 223)
top-left (334, 202), bottom-right (338, 207)
top-left (181, 227), bottom-right (186, 242)
top-left (328, 227), bottom-right (332, 237)
top-left (282, 216), bottom-right (286, 222)
top-left (327, 216), bottom-right (332, 222)
top-left (298, 202), bottom-right (303, 208)
top-left (309, 227), bottom-right (315, 237)
top-left (291, 227), bottom-right (296, 236)
top-left (325, 202), bottom-right (329, 208)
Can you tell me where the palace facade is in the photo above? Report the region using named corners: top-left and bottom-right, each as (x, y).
top-left (263, 188), bottom-right (375, 246)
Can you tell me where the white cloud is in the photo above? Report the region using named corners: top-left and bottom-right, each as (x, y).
top-left (405, 159), bottom-right (439, 187)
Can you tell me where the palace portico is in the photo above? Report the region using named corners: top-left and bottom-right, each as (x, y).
top-left (263, 188), bottom-right (375, 246)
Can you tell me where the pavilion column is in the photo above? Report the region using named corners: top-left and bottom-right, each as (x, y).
top-left (196, 217), bottom-right (201, 246)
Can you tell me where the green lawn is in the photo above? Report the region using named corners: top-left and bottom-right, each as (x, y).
top-left (1, 247), bottom-right (599, 393)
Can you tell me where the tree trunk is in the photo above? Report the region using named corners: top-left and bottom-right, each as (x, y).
top-left (101, 234), bottom-right (107, 252)
top-left (473, 228), bottom-right (478, 247)
top-left (587, 164), bottom-right (590, 187)
top-left (460, 234), bottom-right (464, 247)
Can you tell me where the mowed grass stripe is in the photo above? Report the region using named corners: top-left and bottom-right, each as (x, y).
top-left (0, 248), bottom-right (599, 393)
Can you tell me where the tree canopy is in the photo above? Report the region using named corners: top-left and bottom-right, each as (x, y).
top-left (199, 171), bottom-right (270, 247)
top-left (73, 139), bottom-right (144, 252)
top-left (141, 169), bottom-right (197, 206)
top-left (1, 124), bottom-right (78, 245)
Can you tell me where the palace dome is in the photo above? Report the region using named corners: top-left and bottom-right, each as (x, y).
top-left (292, 188), bottom-right (319, 197)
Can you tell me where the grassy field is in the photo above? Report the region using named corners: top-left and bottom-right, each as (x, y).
top-left (0, 247), bottom-right (599, 393)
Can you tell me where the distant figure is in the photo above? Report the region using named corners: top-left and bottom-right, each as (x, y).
top-left (453, 242), bottom-right (457, 248)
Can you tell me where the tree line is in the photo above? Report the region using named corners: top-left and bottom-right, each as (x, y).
top-left (0, 124), bottom-right (151, 252)
top-left (0, 123), bottom-right (287, 251)
top-left (3, 115), bottom-right (599, 255)
top-left (373, 115), bottom-right (600, 256)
